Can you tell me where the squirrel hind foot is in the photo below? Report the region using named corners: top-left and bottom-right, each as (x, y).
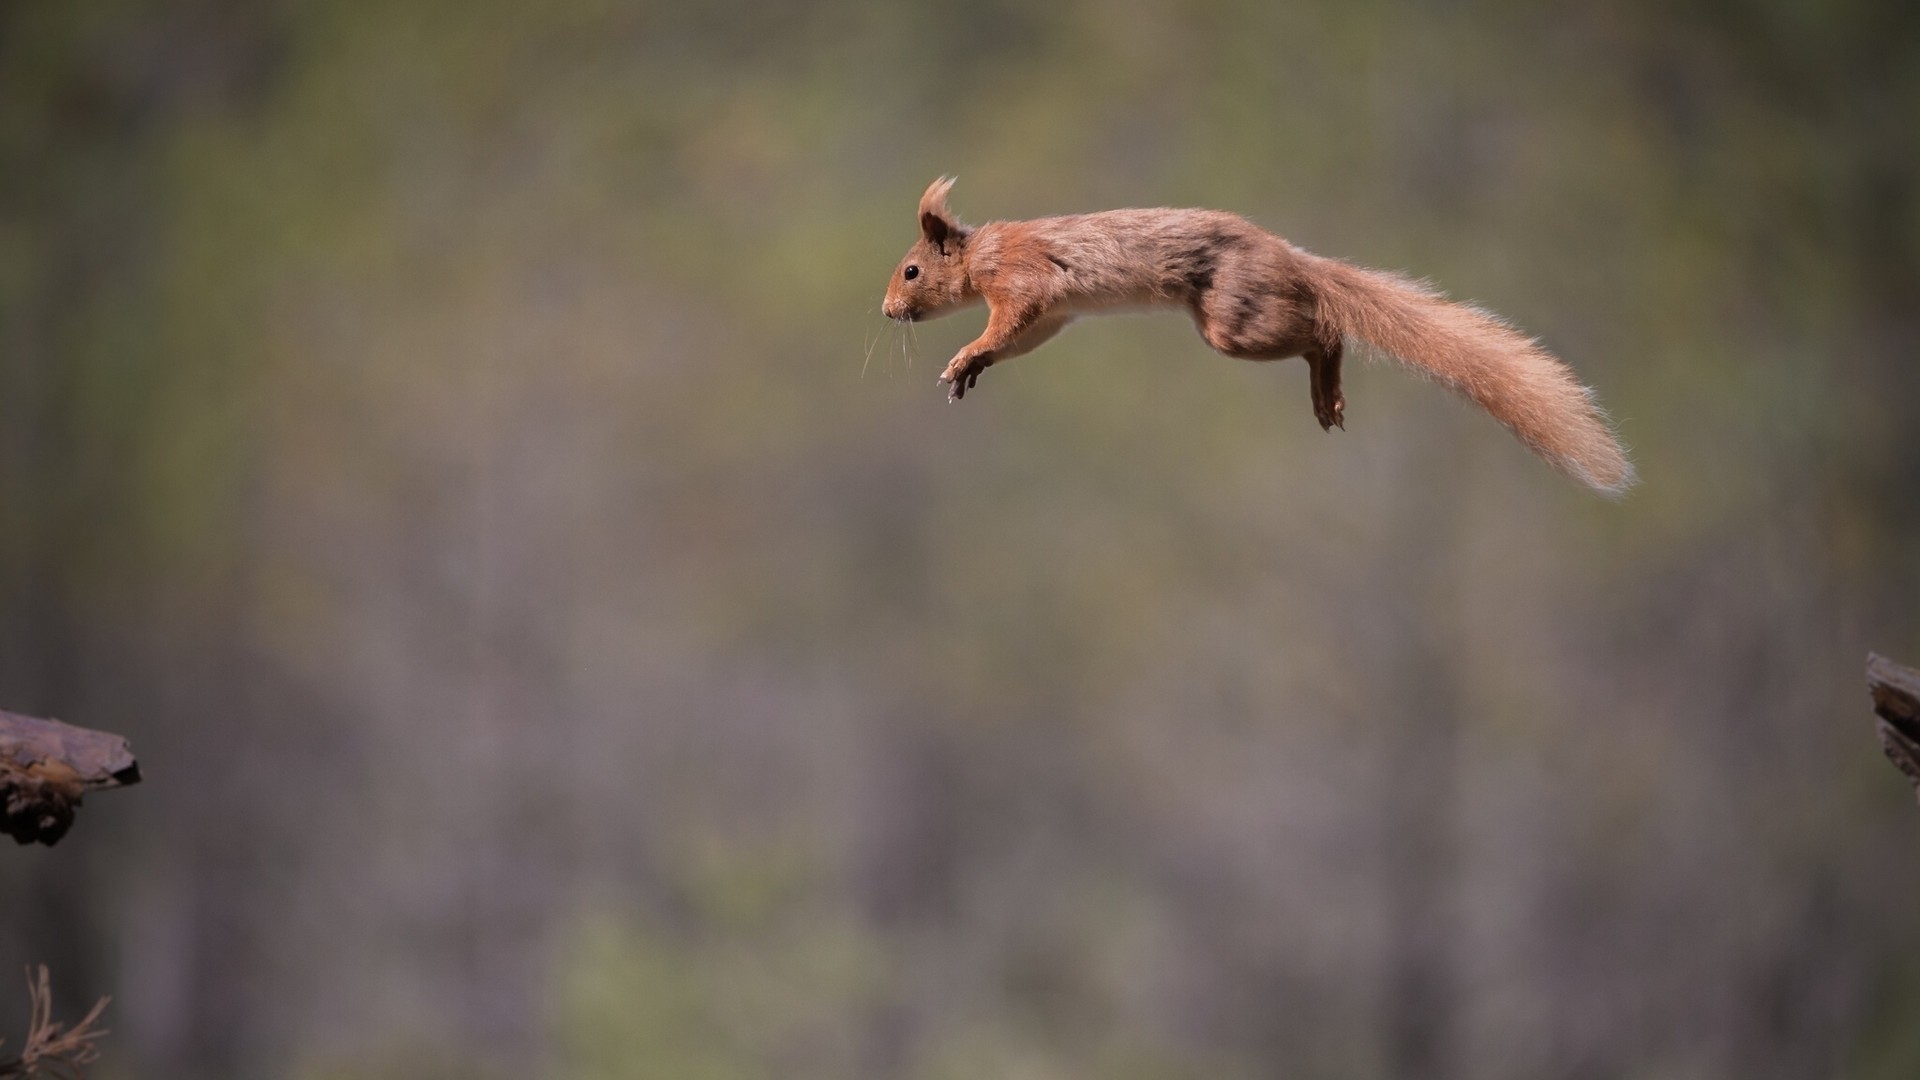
top-left (1313, 393), bottom-right (1346, 432)
top-left (1306, 345), bottom-right (1346, 432)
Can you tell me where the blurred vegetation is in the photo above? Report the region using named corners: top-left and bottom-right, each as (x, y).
top-left (3, 0), bottom-right (1919, 1077)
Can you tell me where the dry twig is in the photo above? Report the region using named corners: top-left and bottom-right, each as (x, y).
top-left (0, 967), bottom-right (110, 1079)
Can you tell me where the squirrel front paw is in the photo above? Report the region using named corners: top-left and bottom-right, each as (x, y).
top-left (939, 354), bottom-right (988, 402)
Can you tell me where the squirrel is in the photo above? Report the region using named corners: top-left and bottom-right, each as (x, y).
top-left (882, 177), bottom-right (1635, 495)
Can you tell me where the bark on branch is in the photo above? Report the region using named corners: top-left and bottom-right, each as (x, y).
top-left (0, 710), bottom-right (140, 847)
top-left (1866, 652), bottom-right (1920, 807)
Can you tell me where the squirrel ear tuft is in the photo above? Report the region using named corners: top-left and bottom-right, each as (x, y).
top-left (919, 176), bottom-right (957, 218)
top-left (918, 175), bottom-right (966, 250)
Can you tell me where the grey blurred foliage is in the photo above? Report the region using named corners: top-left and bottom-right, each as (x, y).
top-left (3, 0), bottom-right (1920, 1076)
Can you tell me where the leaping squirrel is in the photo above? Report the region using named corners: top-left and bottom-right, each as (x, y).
top-left (882, 177), bottom-right (1634, 495)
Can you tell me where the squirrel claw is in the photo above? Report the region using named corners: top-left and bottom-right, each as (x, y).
top-left (940, 356), bottom-right (983, 401)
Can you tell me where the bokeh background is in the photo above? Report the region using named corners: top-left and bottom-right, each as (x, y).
top-left (4, 1), bottom-right (1920, 1077)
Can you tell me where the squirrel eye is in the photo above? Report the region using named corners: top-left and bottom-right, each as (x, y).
top-left (903, 265), bottom-right (919, 281)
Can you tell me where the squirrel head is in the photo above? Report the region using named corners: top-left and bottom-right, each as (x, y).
top-left (882, 176), bottom-right (973, 322)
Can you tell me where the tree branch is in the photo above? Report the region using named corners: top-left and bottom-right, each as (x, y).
top-left (1866, 652), bottom-right (1920, 806)
top-left (0, 710), bottom-right (140, 847)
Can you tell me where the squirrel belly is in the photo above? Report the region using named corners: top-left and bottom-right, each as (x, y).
top-left (883, 178), bottom-right (1634, 495)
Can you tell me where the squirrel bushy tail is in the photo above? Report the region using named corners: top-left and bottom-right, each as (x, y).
top-left (1310, 257), bottom-right (1635, 495)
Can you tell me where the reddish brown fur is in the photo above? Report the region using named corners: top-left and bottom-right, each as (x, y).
top-left (883, 177), bottom-right (1634, 495)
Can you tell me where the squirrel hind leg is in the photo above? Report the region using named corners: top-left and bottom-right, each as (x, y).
top-left (1306, 342), bottom-right (1345, 431)
top-left (1192, 288), bottom-right (1310, 360)
top-left (1189, 286), bottom-right (1340, 429)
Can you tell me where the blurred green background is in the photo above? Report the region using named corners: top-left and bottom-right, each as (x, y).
top-left (4, 1), bottom-right (1920, 1077)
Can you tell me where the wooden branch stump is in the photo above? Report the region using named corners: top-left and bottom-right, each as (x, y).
top-left (0, 710), bottom-right (140, 847)
top-left (1866, 653), bottom-right (1920, 807)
